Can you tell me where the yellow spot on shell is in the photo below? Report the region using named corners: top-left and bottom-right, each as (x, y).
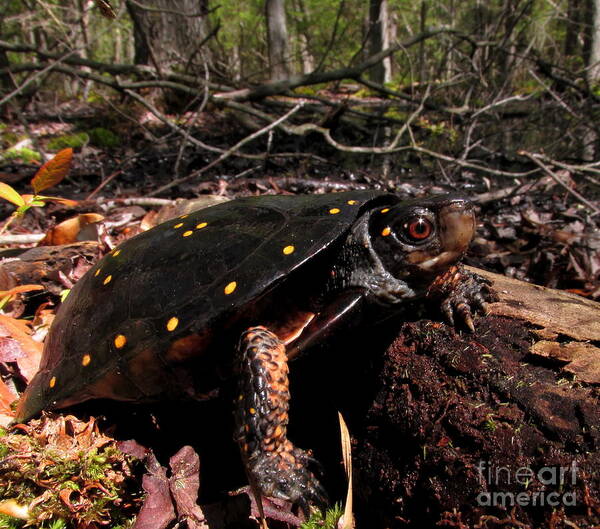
top-left (179, 214), bottom-right (189, 219)
top-left (103, 275), bottom-right (112, 285)
top-left (112, 249), bottom-right (121, 257)
top-left (283, 245), bottom-right (295, 255)
top-left (114, 334), bottom-right (127, 349)
top-left (238, 394), bottom-right (244, 401)
top-left (329, 208), bottom-right (340, 214)
top-left (94, 269), bottom-right (101, 277)
top-left (381, 227), bottom-right (391, 237)
top-left (196, 222), bottom-right (208, 229)
top-left (82, 354), bottom-right (91, 366)
top-left (174, 222), bottom-right (184, 229)
top-left (249, 407), bottom-right (256, 415)
top-left (167, 317), bottom-right (179, 332)
top-left (347, 200), bottom-right (358, 205)
top-left (49, 376), bottom-right (56, 388)
top-left (224, 281), bottom-right (237, 295)
top-left (182, 230), bottom-right (193, 237)
top-left (380, 208), bottom-right (390, 214)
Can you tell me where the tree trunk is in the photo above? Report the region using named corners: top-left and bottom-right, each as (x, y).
top-left (588, 0), bottom-right (600, 84)
top-left (265, 0), bottom-right (291, 80)
top-left (291, 0), bottom-right (314, 74)
top-left (367, 0), bottom-right (391, 84)
top-left (125, 0), bottom-right (212, 74)
top-left (565, 0), bottom-right (581, 56)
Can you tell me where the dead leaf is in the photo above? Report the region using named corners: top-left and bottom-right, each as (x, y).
top-left (31, 148), bottom-right (73, 194)
top-left (0, 499), bottom-right (30, 520)
top-left (0, 315), bottom-right (43, 382)
top-left (338, 411), bottom-right (354, 529)
top-left (169, 446), bottom-right (207, 529)
top-left (0, 284), bottom-right (45, 298)
top-left (0, 377), bottom-right (17, 416)
top-left (40, 213), bottom-right (104, 246)
top-left (133, 454), bottom-right (176, 529)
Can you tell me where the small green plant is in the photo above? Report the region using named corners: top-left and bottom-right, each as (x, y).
top-left (484, 415), bottom-right (498, 431)
top-left (3, 148), bottom-right (41, 163)
top-left (0, 148), bottom-right (77, 236)
top-left (0, 513), bottom-right (24, 529)
top-left (300, 504), bottom-right (344, 529)
top-left (46, 134), bottom-right (88, 152)
top-left (88, 127), bottom-right (120, 149)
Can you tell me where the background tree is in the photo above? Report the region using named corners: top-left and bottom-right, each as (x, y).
top-left (125, 0), bottom-right (212, 73)
top-left (265, 0), bottom-right (291, 80)
top-left (367, 0), bottom-right (391, 84)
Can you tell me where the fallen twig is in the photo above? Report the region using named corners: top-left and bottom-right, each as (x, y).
top-left (520, 151), bottom-right (600, 215)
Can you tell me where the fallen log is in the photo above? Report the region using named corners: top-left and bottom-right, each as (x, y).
top-left (350, 266), bottom-right (600, 528)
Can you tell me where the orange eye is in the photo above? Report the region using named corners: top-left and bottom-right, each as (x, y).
top-left (405, 217), bottom-right (433, 241)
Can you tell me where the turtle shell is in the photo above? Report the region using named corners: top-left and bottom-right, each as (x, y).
top-left (17, 190), bottom-right (401, 421)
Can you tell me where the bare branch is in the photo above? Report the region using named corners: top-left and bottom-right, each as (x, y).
top-left (148, 103), bottom-right (306, 196)
top-left (520, 151), bottom-right (600, 215)
top-left (213, 27), bottom-right (453, 101)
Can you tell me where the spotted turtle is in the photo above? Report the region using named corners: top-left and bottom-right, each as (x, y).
top-left (16, 190), bottom-right (488, 514)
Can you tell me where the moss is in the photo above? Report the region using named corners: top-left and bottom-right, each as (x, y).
top-left (2, 148), bottom-right (41, 163)
top-left (88, 127), bottom-right (120, 149)
top-left (0, 416), bottom-right (142, 529)
top-left (46, 133), bottom-right (89, 151)
top-left (0, 514), bottom-right (24, 529)
top-left (0, 132), bottom-right (20, 149)
top-left (293, 85), bottom-right (321, 96)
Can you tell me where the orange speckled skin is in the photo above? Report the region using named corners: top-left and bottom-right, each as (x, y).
top-left (235, 327), bottom-right (327, 515)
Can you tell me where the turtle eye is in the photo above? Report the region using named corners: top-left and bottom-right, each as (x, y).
top-left (402, 216), bottom-right (433, 243)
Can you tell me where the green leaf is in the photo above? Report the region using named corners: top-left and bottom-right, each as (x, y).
top-left (0, 183), bottom-right (25, 207)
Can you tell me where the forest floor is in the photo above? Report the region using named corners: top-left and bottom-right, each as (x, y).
top-left (0, 105), bottom-right (599, 529)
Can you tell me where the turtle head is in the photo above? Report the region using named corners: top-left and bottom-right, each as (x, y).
top-left (368, 194), bottom-right (475, 285)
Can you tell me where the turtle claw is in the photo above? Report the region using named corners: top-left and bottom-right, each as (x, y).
top-left (429, 265), bottom-right (496, 332)
top-left (251, 444), bottom-right (328, 517)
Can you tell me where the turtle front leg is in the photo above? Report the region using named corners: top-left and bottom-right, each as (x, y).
top-left (234, 326), bottom-right (328, 517)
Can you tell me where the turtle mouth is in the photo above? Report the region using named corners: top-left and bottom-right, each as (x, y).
top-left (411, 200), bottom-right (475, 272)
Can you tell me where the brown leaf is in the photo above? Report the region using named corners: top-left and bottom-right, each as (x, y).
top-left (133, 454), bottom-right (175, 529)
top-left (59, 488), bottom-right (78, 511)
top-left (0, 284), bottom-right (45, 298)
top-left (338, 411), bottom-right (354, 529)
top-left (0, 315), bottom-right (43, 382)
top-left (40, 213), bottom-right (104, 246)
top-left (31, 148), bottom-right (73, 194)
top-left (0, 377), bottom-right (18, 415)
top-left (169, 446), bottom-right (207, 528)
